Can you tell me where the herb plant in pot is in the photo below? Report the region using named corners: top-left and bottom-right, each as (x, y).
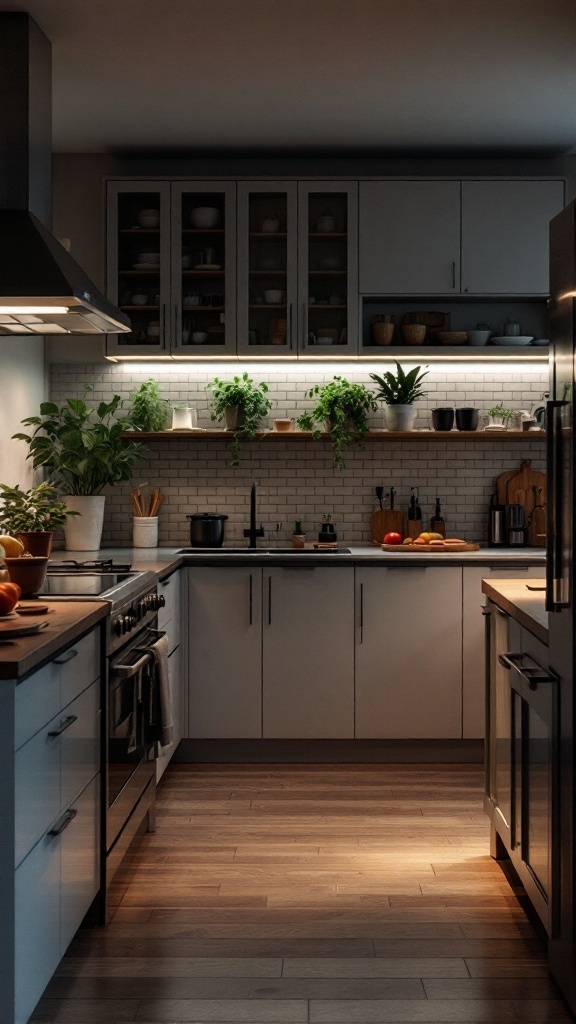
top-left (0, 482), bottom-right (79, 556)
top-left (486, 404), bottom-right (515, 429)
top-left (296, 376), bottom-right (378, 469)
top-left (370, 362), bottom-right (429, 431)
top-left (13, 387), bottom-right (144, 551)
top-left (129, 377), bottom-right (170, 432)
top-left (207, 373), bottom-right (272, 468)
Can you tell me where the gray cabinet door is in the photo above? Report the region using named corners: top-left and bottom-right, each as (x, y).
top-left (462, 566), bottom-right (546, 738)
top-left (359, 181), bottom-right (461, 294)
top-left (355, 567), bottom-right (463, 738)
top-left (461, 180), bottom-right (564, 294)
top-left (262, 567), bottom-right (354, 738)
top-left (60, 775), bottom-right (100, 955)
top-left (188, 568), bottom-right (262, 738)
top-left (15, 830), bottom-right (61, 1024)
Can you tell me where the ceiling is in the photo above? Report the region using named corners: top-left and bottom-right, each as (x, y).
top-left (2, 0), bottom-right (576, 155)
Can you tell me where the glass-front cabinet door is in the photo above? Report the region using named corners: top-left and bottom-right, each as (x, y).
top-left (106, 182), bottom-right (171, 358)
top-left (237, 183), bottom-right (298, 357)
top-left (171, 183), bottom-right (237, 358)
top-left (298, 182), bottom-right (358, 357)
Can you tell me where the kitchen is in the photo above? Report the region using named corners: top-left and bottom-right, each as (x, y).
top-left (0, 2), bottom-right (576, 1023)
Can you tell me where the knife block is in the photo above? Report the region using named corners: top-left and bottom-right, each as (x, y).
top-left (406, 519), bottom-right (422, 540)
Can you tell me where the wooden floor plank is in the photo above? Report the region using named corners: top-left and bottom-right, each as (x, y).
top-left (37, 763), bottom-right (563, 1024)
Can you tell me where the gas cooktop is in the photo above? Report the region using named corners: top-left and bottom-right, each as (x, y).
top-left (46, 559), bottom-right (133, 574)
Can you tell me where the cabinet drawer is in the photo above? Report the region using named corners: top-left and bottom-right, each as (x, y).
top-left (15, 829), bottom-right (60, 1024)
top-left (15, 713), bottom-right (61, 866)
top-left (60, 682), bottom-right (100, 809)
top-left (60, 775), bottom-right (100, 955)
top-left (158, 573), bottom-right (180, 632)
top-left (15, 628), bottom-right (101, 750)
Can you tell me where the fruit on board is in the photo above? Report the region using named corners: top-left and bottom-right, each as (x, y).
top-left (403, 537), bottom-right (413, 544)
top-left (0, 536), bottom-right (24, 557)
top-left (0, 581), bottom-right (21, 614)
top-left (383, 531), bottom-right (403, 545)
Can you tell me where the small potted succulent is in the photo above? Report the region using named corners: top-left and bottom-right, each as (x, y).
top-left (207, 372), bottom-right (272, 467)
top-left (296, 376), bottom-right (378, 470)
top-left (486, 404), bottom-right (515, 429)
top-left (292, 520), bottom-right (306, 548)
top-left (370, 362), bottom-right (429, 431)
top-left (0, 482), bottom-right (79, 556)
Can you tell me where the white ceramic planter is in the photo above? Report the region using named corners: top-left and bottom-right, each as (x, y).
top-left (133, 516), bottom-right (159, 548)
top-left (385, 404), bottom-right (415, 431)
top-left (63, 495), bottom-right (106, 551)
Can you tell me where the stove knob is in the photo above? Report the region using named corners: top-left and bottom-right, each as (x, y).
top-left (114, 616), bottom-right (124, 637)
top-left (125, 613), bottom-right (136, 632)
top-left (136, 601), bottom-right (145, 620)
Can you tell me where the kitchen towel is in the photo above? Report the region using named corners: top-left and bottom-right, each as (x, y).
top-left (149, 634), bottom-right (173, 752)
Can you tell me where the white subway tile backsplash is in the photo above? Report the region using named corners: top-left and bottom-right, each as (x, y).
top-left (49, 363), bottom-right (548, 545)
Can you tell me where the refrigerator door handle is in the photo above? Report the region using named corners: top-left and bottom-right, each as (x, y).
top-left (546, 400), bottom-right (568, 612)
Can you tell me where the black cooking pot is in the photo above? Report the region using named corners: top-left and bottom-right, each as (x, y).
top-left (187, 513), bottom-right (228, 547)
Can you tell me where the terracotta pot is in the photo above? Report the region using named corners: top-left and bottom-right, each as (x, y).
top-left (17, 531), bottom-right (53, 557)
top-left (4, 556), bottom-right (48, 597)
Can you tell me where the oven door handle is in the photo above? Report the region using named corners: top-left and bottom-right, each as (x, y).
top-left (112, 650), bottom-right (153, 678)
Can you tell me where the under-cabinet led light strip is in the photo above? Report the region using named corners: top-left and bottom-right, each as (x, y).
top-left (120, 360), bottom-right (548, 376)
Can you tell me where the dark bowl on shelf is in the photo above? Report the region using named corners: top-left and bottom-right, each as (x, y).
top-left (455, 408), bottom-right (480, 431)
top-left (432, 408), bottom-right (454, 431)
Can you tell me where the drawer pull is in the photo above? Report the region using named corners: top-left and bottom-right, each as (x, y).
top-left (53, 649), bottom-right (78, 665)
top-left (48, 714), bottom-right (78, 737)
top-left (48, 808), bottom-right (77, 836)
top-left (498, 651), bottom-right (555, 689)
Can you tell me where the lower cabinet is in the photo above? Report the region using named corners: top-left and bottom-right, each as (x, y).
top-left (157, 570), bottom-right (184, 780)
top-left (188, 567), bottom-right (263, 738)
top-left (463, 566), bottom-right (546, 738)
top-left (262, 567), bottom-right (355, 738)
top-left (485, 600), bottom-right (557, 933)
top-left (355, 567), bottom-right (463, 738)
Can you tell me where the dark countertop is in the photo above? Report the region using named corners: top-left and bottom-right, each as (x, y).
top-left (63, 544), bottom-right (547, 576)
top-left (482, 578), bottom-right (548, 644)
top-left (0, 601), bottom-right (107, 680)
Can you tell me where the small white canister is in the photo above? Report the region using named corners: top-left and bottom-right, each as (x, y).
top-left (133, 516), bottom-right (158, 548)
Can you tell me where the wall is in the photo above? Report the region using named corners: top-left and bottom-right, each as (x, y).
top-left (0, 342), bottom-right (46, 487)
top-left (50, 360), bottom-right (548, 546)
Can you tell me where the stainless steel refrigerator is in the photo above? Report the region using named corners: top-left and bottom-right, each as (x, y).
top-left (547, 198), bottom-right (576, 1008)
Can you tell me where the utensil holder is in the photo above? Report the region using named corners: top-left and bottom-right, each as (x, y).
top-left (133, 516), bottom-right (158, 548)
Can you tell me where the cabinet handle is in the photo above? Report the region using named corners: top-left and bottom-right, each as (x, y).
top-left (359, 582), bottom-right (364, 644)
top-left (48, 808), bottom-right (77, 837)
top-left (48, 714), bottom-right (78, 738)
top-left (167, 644), bottom-right (180, 659)
top-left (174, 303), bottom-right (180, 345)
top-left (288, 302), bottom-right (293, 350)
top-left (268, 576), bottom-right (272, 625)
top-left (496, 607), bottom-right (510, 618)
top-left (451, 260), bottom-right (456, 289)
top-left (53, 649), bottom-right (78, 665)
top-left (481, 607), bottom-right (491, 616)
top-left (499, 650), bottom-right (556, 689)
top-left (161, 302), bottom-right (167, 345)
top-left (498, 652), bottom-right (521, 671)
top-left (489, 566), bottom-right (529, 572)
top-left (301, 302), bottom-right (306, 349)
top-left (249, 573), bottom-right (253, 625)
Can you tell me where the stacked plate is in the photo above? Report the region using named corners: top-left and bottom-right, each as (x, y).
top-left (134, 251), bottom-right (160, 270)
top-left (490, 336), bottom-right (534, 346)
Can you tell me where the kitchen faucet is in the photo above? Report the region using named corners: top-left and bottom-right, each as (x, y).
top-left (243, 482), bottom-right (265, 548)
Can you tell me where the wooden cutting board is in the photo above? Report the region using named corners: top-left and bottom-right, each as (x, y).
top-left (495, 461), bottom-right (547, 539)
top-left (529, 503), bottom-right (546, 548)
top-left (370, 509), bottom-right (404, 545)
top-left (496, 461), bottom-right (531, 505)
top-left (382, 542), bottom-right (480, 552)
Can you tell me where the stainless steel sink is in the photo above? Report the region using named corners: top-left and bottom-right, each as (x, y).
top-left (178, 547), bottom-right (351, 555)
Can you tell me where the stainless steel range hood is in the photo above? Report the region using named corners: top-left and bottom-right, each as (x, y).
top-left (0, 211), bottom-right (130, 335)
top-left (0, 14), bottom-right (130, 337)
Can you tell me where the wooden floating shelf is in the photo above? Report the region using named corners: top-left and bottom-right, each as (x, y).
top-left (181, 228), bottom-right (225, 234)
top-left (119, 228), bottom-right (160, 233)
top-left (250, 232), bottom-right (287, 238)
top-left (122, 429), bottom-right (546, 442)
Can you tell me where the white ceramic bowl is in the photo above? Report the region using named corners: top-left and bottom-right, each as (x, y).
top-left (131, 294), bottom-right (148, 305)
top-left (192, 331), bottom-right (209, 344)
top-left (264, 289), bottom-right (284, 304)
top-left (490, 336), bottom-right (534, 346)
top-left (138, 209), bottom-right (160, 228)
top-left (192, 207), bottom-right (220, 228)
top-left (138, 252), bottom-right (160, 263)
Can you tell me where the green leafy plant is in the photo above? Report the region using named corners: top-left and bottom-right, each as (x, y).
top-left (13, 386), bottom-right (145, 495)
top-left (0, 483), bottom-right (79, 533)
top-left (207, 372), bottom-right (272, 467)
top-left (370, 362), bottom-right (429, 405)
top-left (297, 376), bottom-right (378, 469)
top-left (129, 378), bottom-right (170, 432)
top-left (293, 520), bottom-right (304, 535)
top-left (487, 404), bottom-right (515, 422)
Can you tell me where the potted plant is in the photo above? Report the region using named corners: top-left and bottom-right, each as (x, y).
top-left (129, 377), bottom-right (170, 432)
top-left (296, 376), bottom-right (378, 469)
top-left (370, 362), bottom-right (429, 431)
top-left (486, 404), bottom-right (515, 429)
top-left (207, 372), bottom-right (272, 468)
top-left (13, 386), bottom-right (145, 551)
top-left (0, 482), bottom-right (79, 556)
top-left (292, 520), bottom-right (306, 548)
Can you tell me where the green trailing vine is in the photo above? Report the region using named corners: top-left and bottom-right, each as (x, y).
top-left (207, 372), bottom-right (272, 468)
top-left (297, 376), bottom-right (378, 470)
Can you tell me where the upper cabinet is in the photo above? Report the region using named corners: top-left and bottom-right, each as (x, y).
top-left (359, 181), bottom-right (461, 295)
top-left (460, 180), bottom-right (565, 295)
top-left (237, 181), bottom-right (358, 357)
top-left (359, 178), bottom-right (564, 297)
top-left (106, 180), bottom-right (237, 359)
